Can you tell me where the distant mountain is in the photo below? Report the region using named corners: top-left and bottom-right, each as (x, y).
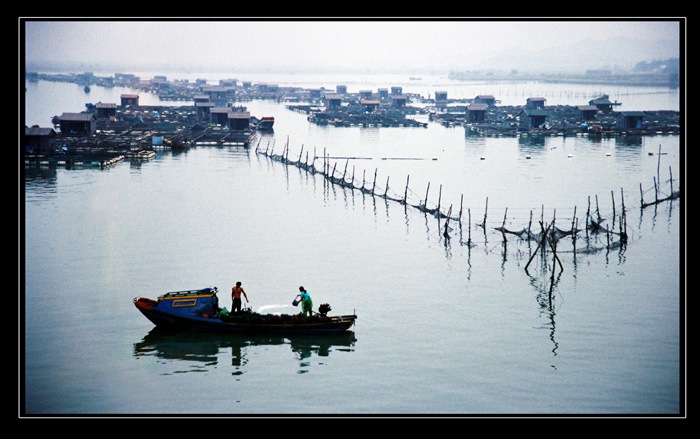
top-left (478, 37), bottom-right (680, 73)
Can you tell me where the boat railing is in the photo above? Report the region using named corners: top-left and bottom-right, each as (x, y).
top-left (159, 287), bottom-right (217, 299)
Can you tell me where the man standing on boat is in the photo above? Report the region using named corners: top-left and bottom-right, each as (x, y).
top-left (296, 286), bottom-right (313, 316)
top-left (231, 282), bottom-right (249, 313)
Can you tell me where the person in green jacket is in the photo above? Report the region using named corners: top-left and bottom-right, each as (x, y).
top-left (296, 286), bottom-right (313, 316)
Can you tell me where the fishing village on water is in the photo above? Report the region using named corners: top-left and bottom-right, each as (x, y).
top-left (25, 70), bottom-right (680, 170)
top-left (24, 70), bottom-right (681, 268)
top-left (22, 18), bottom-right (684, 417)
top-left (24, 64), bottom-right (683, 413)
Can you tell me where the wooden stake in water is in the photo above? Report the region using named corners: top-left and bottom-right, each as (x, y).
top-left (483, 197), bottom-right (488, 227)
top-left (459, 194), bottom-right (463, 223)
top-left (444, 205), bottom-right (452, 239)
top-left (404, 175), bottom-right (410, 204)
top-left (424, 182), bottom-right (430, 208)
top-left (372, 168), bottom-right (377, 195)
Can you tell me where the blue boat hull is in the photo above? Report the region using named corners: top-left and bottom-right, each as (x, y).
top-left (134, 296), bottom-right (356, 334)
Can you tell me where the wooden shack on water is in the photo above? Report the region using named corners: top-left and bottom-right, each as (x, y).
top-left (58, 112), bottom-right (97, 136)
top-left (474, 95), bottom-right (497, 106)
top-left (617, 111), bottom-right (645, 130)
top-left (361, 100), bottom-right (380, 113)
top-left (466, 103), bottom-right (488, 122)
top-left (526, 97), bottom-right (546, 109)
top-left (229, 111), bottom-right (250, 131)
top-left (589, 94), bottom-right (620, 113)
top-left (25, 126), bottom-right (57, 155)
top-left (391, 95), bottom-right (408, 108)
top-left (195, 101), bottom-right (215, 118)
top-left (324, 94), bottom-right (343, 110)
top-left (120, 94), bottom-right (139, 106)
top-left (578, 105), bottom-right (599, 122)
top-left (210, 107), bottom-right (231, 125)
top-left (518, 109), bottom-right (548, 130)
top-left (96, 103), bottom-right (117, 119)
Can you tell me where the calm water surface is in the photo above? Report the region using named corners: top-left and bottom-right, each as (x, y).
top-left (22, 74), bottom-right (682, 415)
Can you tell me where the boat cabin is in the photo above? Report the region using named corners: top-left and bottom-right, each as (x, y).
top-left (155, 288), bottom-right (220, 318)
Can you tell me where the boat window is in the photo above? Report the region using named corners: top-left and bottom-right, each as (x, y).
top-left (173, 299), bottom-right (197, 307)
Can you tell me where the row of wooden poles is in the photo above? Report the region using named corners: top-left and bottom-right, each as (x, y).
top-left (258, 136), bottom-right (679, 311)
top-left (255, 137), bottom-right (678, 260)
top-left (255, 137), bottom-right (461, 222)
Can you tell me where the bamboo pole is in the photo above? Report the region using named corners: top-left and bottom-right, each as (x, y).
top-left (444, 206), bottom-right (452, 239)
top-left (372, 168), bottom-right (377, 195)
top-left (468, 208), bottom-right (472, 244)
top-left (620, 187), bottom-right (625, 215)
top-left (483, 197), bottom-right (488, 227)
top-left (654, 177), bottom-right (658, 203)
top-left (425, 182), bottom-right (430, 207)
top-left (611, 190), bottom-right (616, 221)
top-left (525, 221), bottom-right (552, 273)
top-left (404, 175), bottom-right (410, 204)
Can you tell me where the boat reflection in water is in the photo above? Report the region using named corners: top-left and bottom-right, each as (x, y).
top-left (133, 327), bottom-right (357, 375)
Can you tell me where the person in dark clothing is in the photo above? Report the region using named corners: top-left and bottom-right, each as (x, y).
top-left (231, 282), bottom-right (249, 312)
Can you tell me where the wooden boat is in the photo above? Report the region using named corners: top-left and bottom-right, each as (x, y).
top-left (134, 287), bottom-right (356, 334)
top-left (250, 116), bottom-right (275, 131)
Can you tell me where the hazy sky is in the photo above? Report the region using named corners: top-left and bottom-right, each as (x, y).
top-left (23, 20), bottom-right (682, 73)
